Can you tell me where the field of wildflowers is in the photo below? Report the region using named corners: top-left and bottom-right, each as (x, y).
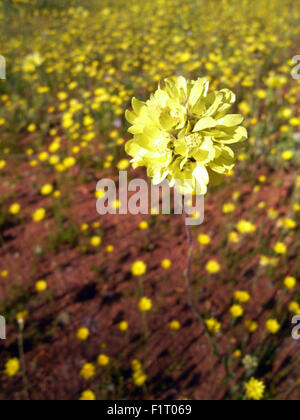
top-left (1, 0), bottom-right (300, 401)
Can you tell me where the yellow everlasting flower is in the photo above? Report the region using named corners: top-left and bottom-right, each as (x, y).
top-left (119, 321), bottom-right (129, 332)
top-left (138, 297), bottom-right (152, 312)
top-left (76, 327), bottom-right (90, 341)
top-left (237, 220), bottom-right (256, 234)
top-left (230, 304), bottom-right (244, 318)
top-left (97, 354), bottom-right (110, 367)
top-left (90, 236), bottom-right (102, 247)
top-left (169, 320), bottom-right (181, 332)
top-left (131, 261), bottom-right (147, 276)
top-left (205, 260), bottom-right (220, 274)
top-left (32, 208), bottom-right (46, 222)
top-left (284, 276), bottom-right (296, 289)
top-left (80, 363), bottom-right (95, 380)
top-left (273, 242), bottom-right (287, 255)
top-left (161, 259), bottom-right (172, 269)
top-left (4, 358), bottom-right (20, 377)
top-left (9, 203), bottom-right (21, 215)
top-left (79, 390), bottom-right (96, 401)
top-left (126, 76), bottom-right (247, 195)
top-left (35, 280), bottom-right (47, 292)
top-left (266, 319), bottom-right (280, 334)
top-left (234, 291), bottom-right (251, 303)
top-left (197, 234), bottom-right (211, 245)
top-left (205, 318), bottom-right (221, 334)
top-left (245, 378), bottom-right (265, 400)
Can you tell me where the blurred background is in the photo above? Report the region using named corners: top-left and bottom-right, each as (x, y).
top-left (1, 0), bottom-right (300, 400)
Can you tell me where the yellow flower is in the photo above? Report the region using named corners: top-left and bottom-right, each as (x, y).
top-left (81, 223), bottom-right (89, 232)
top-left (90, 236), bottom-right (102, 247)
top-left (133, 370), bottom-right (147, 387)
top-left (228, 231), bottom-right (240, 244)
top-left (205, 318), bottom-right (221, 334)
top-left (161, 259), bottom-right (172, 270)
top-left (117, 159), bottom-right (130, 171)
top-left (245, 378), bottom-right (265, 401)
top-left (197, 234), bottom-right (211, 245)
top-left (245, 320), bottom-right (258, 333)
top-left (9, 203), bottom-right (21, 215)
top-left (233, 350), bottom-right (242, 358)
top-left (169, 320), bottom-right (181, 332)
top-left (289, 302), bottom-right (300, 314)
top-left (1, 270), bottom-right (9, 277)
top-left (131, 359), bottom-right (142, 372)
top-left (97, 354), bottom-right (110, 367)
top-left (282, 150), bottom-right (293, 161)
top-left (119, 321), bottom-right (129, 332)
top-left (32, 208), bottom-right (46, 222)
top-left (35, 280), bottom-right (47, 292)
top-left (38, 152), bottom-right (49, 162)
top-left (76, 327), bottom-right (90, 341)
top-left (273, 242), bottom-right (287, 255)
top-left (106, 245), bottom-right (114, 253)
top-left (234, 291), bottom-right (251, 303)
top-left (205, 260), bottom-right (220, 274)
top-left (79, 390), bottom-right (96, 401)
top-left (0, 160), bottom-right (6, 170)
top-left (4, 358), bottom-right (20, 377)
top-left (139, 221), bottom-right (149, 230)
top-left (230, 304), bottom-right (244, 318)
top-left (95, 190), bottom-right (105, 199)
top-left (222, 203), bottom-right (235, 214)
top-left (63, 157), bottom-right (76, 168)
top-left (16, 310), bottom-right (28, 322)
top-left (27, 123), bottom-right (36, 133)
top-left (284, 276), bottom-right (296, 290)
top-left (138, 297), bottom-right (152, 312)
top-left (80, 363), bottom-right (95, 380)
top-left (266, 319), bottom-right (280, 334)
top-left (237, 220), bottom-right (256, 234)
top-left (126, 76), bottom-right (247, 195)
top-left (283, 218), bottom-right (296, 229)
top-left (131, 261), bottom-right (147, 276)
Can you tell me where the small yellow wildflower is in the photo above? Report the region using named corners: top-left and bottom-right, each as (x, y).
top-left (284, 276), bottom-right (296, 289)
top-left (237, 220), bottom-right (256, 234)
top-left (273, 242), bottom-right (287, 255)
top-left (230, 304), bottom-right (244, 318)
top-left (161, 259), bottom-right (172, 270)
top-left (169, 320), bottom-right (181, 332)
top-left (97, 354), bottom-right (110, 367)
top-left (76, 327), bottom-right (90, 341)
top-left (131, 261), bottom-right (147, 277)
top-left (197, 234), bottom-right (211, 246)
top-left (80, 363), bottom-right (95, 380)
top-left (32, 208), bottom-right (46, 222)
top-left (4, 358), bottom-right (20, 377)
top-left (79, 390), bottom-right (96, 401)
top-left (234, 291), bottom-right (251, 303)
top-left (90, 236), bottom-right (102, 247)
top-left (205, 318), bottom-right (221, 334)
top-left (266, 319), bottom-right (280, 334)
top-left (245, 378), bottom-right (265, 400)
top-left (205, 260), bottom-right (220, 274)
top-left (9, 203), bottom-right (21, 215)
top-left (138, 297), bottom-right (152, 312)
top-left (119, 321), bottom-right (129, 332)
top-left (35, 280), bottom-right (47, 292)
